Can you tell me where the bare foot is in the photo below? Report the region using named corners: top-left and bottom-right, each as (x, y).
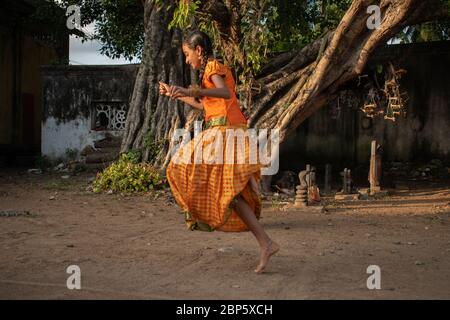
top-left (254, 240), bottom-right (280, 273)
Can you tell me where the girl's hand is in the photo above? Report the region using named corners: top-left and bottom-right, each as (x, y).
top-left (169, 86), bottom-right (189, 99)
top-left (159, 81), bottom-right (171, 97)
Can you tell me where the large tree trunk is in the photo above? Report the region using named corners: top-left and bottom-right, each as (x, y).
top-left (121, 0), bottom-right (449, 169)
top-left (120, 0), bottom-right (201, 168)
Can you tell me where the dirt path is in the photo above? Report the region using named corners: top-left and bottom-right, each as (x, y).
top-left (0, 167), bottom-right (449, 299)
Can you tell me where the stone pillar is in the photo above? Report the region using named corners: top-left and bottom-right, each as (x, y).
top-left (369, 140), bottom-right (382, 195)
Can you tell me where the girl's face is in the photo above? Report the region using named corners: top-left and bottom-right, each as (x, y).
top-left (182, 43), bottom-right (202, 70)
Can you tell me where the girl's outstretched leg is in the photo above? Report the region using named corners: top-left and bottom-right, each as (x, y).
top-left (234, 196), bottom-right (279, 273)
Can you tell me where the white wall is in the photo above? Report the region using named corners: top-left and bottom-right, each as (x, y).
top-left (41, 116), bottom-right (121, 161)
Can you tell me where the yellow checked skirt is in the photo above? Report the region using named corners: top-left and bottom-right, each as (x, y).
top-left (166, 121), bottom-right (262, 232)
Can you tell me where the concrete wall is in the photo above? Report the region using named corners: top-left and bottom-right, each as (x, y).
top-left (280, 41), bottom-right (450, 172)
top-left (41, 65), bottom-right (138, 160)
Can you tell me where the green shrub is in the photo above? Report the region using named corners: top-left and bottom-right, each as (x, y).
top-left (126, 149), bottom-right (141, 164)
top-left (92, 153), bottom-right (167, 193)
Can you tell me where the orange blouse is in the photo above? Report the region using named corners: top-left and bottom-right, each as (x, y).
top-left (201, 59), bottom-right (247, 125)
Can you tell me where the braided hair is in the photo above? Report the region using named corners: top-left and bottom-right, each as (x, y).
top-left (183, 30), bottom-right (213, 87)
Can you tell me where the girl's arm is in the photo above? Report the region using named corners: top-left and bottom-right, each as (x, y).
top-left (169, 74), bottom-right (230, 99)
top-left (160, 81), bottom-right (203, 110)
top-left (176, 96), bottom-right (203, 110)
top-left (198, 74), bottom-right (230, 99)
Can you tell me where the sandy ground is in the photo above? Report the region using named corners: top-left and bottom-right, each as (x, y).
top-left (0, 167), bottom-right (449, 300)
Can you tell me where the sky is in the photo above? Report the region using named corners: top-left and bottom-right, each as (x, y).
top-left (69, 23), bottom-right (141, 65)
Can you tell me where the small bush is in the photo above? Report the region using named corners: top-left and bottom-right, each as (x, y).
top-left (126, 149), bottom-right (141, 164)
top-left (92, 153), bottom-right (167, 193)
